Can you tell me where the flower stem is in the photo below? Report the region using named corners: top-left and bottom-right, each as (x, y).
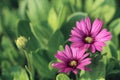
top-left (24, 50), bottom-right (33, 80)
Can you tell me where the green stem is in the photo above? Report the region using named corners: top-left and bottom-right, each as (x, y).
top-left (24, 50), bottom-right (33, 80)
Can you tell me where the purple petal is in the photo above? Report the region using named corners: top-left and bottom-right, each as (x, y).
top-left (71, 47), bottom-right (78, 58)
top-left (65, 45), bottom-right (73, 58)
top-left (95, 29), bottom-right (112, 42)
top-left (76, 49), bottom-right (86, 59)
top-left (64, 68), bottom-right (72, 73)
top-left (93, 41), bottom-right (106, 51)
top-left (71, 27), bottom-right (86, 37)
top-left (55, 51), bottom-right (67, 61)
top-left (90, 44), bottom-right (96, 53)
top-left (76, 21), bottom-right (80, 28)
top-left (93, 42), bottom-right (105, 51)
top-left (79, 53), bottom-right (90, 60)
top-left (81, 58), bottom-right (91, 63)
top-left (77, 66), bottom-right (86, 70)
top-left (71, 42), bottom-right (85, 48)
top-left (91, 18), bottom-right (103, 37)
top-left (59, 69), bottom-right (65, 73)
top-left (84, 44), bottom-right (90, 49)
top-left (79, 19), bottom-right (88, 34)
top-left (94, 44), bottom-right (103, 51)
top-left (85, 17), bottom-right (91, 32)
top-left (69, 36), bottom-right (82, 42)
top-left (52, 62), bottom-right (66, 68)
top-left (80, 60), bottom-right (91, 66)
top-left (73, 69), bottom-right (78, 74)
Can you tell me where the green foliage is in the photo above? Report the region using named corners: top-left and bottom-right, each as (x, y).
top-left (0, 0), bottom-right (120, 80)
top-left (13, 69), bottom-right (29, 80)
top-left (56, 73), bottom-right (70, 80)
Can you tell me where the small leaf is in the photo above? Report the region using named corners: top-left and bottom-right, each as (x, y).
top-left (56, 73), bottom-right (70, 80)
top-left (48, 7), bottom-right (58, 31)
top-left (110, 18), bottom-right (120, 36)
top-left (13, 69), bottom-right (29, 80)
top-left (27, 0), bottom-right (50, 23)
top-left (30, 23), bottom-right (52, 49)
top-left (47, 30), bottom-right (64, 56)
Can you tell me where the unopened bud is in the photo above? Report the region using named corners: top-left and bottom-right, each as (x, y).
top-left (16, 36), bottom-right (28, 49)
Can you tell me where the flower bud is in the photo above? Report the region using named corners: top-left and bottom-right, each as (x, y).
top-left (16, 36), bottom-right (28, 49)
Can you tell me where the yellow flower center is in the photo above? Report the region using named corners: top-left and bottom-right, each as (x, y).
top-left (69, 60), bottom-right (77, 67)
top-left (85, 36), bottom-right (93, 43)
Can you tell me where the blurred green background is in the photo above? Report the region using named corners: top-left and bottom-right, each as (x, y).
top-left (0, 0), bottom-right (120, 80)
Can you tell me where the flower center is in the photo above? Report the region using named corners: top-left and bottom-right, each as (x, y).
top-left (69, 60), bottom-right (77, 67)
top-left (85, 36), bottom-right (93, 43)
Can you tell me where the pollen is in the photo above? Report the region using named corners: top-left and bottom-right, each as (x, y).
top-left (69, 60), bottom-right (77, 67)
top-left (85, 36), bottom-right (93, 43)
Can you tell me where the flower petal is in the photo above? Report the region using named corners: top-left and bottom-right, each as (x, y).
top-left (90, 44), bottom-right (96, 53)
top-left (91, 18), bottom-right (103, 37)
top-left (64, 68), bottom-right (72, 73)
top-left (73, 69), bottom-right (78, 74)
top-left (52, 62), bottom-right (66, 68)
top-left (71, 42), bottom-right (85, 48)
top-left (81, 58), bottom-right (91, 63)
top-left (76, 49), bottom-right (86, 59)
top-left (79, 19), bottom-right (88, 34)
top-left (79, 53), bottom-right (90, 60)
top-left (94, 42), bottom-right (105, 51)
top-left (55, 51), bottom-right (67, 61)
top-left (95, 29), bottom-right (112, 42)
top-left (80, 60), bottom-right (91, 66)
top-left (85, 17), bottom-right (91, 32)
top-left (65, 45), bottom-right (73, 58)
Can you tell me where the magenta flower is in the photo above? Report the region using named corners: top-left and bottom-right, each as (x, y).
top-left (52, 45), bottom-right (91, 74)
top-left (69, 17), bottom-right (112, 53)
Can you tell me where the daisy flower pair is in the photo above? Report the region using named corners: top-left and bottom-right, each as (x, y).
top-left (52, 17), bottom-right (112, 74)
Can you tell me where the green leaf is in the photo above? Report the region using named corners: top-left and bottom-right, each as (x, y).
top-left (17, 20), bottom-right (39, 51)
top-left (80, 61), bottom-right (105, 80)
top-left (69, 0), bottom-right (82, 11)
top-left (30, 23), bottom-right (52, 49)
top-left (106, 58), bottom-right (119, 76)
top-left (47, 30), bottom-right (64, 56)
top-left (18, 0), bottom-right (27, 19)
top-left (13, 69), bottom-right (29, 80)
top-left (48, 6), bottom-right (69, 32)
top-left (84, 0), bottom-right (94, 13)
top-left (110, 18), bottom-right (120, 36)
top-left (61, 12), bottom-right (87, 40)
top-left (48, 7), bottom-right (58, 31)
top-left (2, 8), bottom-right (19, 38)
top-left (85, 0), bottom-right (116, 23)
top-left (32, 49), bottom-right (55, 79)
top-left (27, 0), bottom-right (50, 24)
top-left (56, 73), bottom-right (70, 80)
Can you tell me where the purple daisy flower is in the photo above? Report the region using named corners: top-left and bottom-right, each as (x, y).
top-left (52, 45), bottom-right (91, 74)
top-left (69, 17), bottom-right (112, 53)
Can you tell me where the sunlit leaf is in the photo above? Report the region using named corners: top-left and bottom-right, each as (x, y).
top-left (85, 0), bottom-right (116, 23)
top-left (13, 69), bottom-right (29, 80)
top-left (56, 73), bottom-right (70, 80)
top-left (27, 0), bottom-right (50, 26)
top-left (110, 18), bottom-right (120, 36)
